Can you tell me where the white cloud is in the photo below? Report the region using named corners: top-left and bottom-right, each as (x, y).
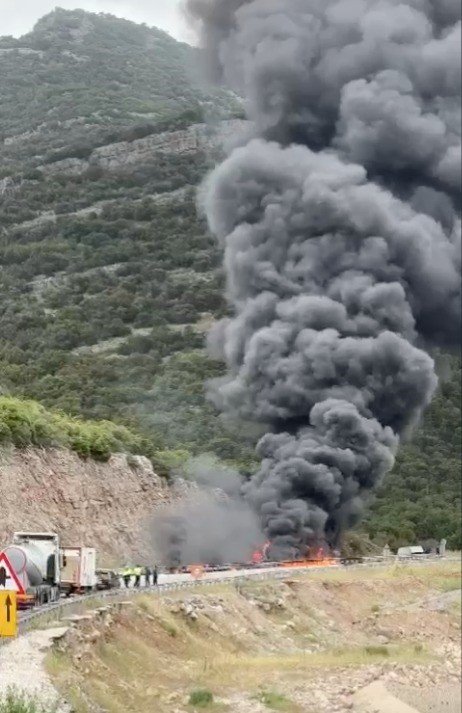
top-left (0, 0), bottom-right (190, 41)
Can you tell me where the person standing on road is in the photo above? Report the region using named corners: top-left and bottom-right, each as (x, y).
top-left (144, 565), bottom-right (152, 587)
top-left (153, 565), bottom-right (158, 586)
top-left (122, 566), bottom-right (131, 589)
top-left (134, 565), bottom-right (142, 588)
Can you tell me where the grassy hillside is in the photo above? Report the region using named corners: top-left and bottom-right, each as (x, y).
top-left (0, 9), bottom-right (459, 547)
top-left (48, 562), bottom-right (461, 712)
top-left (0, 9), bottom-right (253, 468)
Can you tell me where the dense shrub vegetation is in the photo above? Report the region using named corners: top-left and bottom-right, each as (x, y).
top-left (0, 395), bottom-right (167, 464)
top-left (364, 354), bottom-right (461, 550)
top-left (0, 9), bottom-right (459, 548)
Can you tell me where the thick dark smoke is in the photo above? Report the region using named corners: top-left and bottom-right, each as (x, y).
top-left (165, 0), bottom-right (461, 561)
top-left (152, 457), bottom-right (263, 566)
top-left (154, 495), bottom-right (263, 566)
top-left (188, 0), bottom-right (460, 198)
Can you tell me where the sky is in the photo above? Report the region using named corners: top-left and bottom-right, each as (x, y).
top-left (0, 0), bottom-right (191, 41)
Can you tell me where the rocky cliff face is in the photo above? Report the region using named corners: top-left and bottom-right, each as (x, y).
top-left (0, 447), bottom-right (178, 564)
top-left (39, 119), bottom-right (248, 177)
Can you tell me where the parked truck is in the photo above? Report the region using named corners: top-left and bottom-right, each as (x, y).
top-left (1, 533), bottom-right (104, 608)
top-left (2, 532), bottom-right (61, 607)
top-left (397, 545), bottom-right (425, 558)
top-left (60, 546), bottom-right (97, 595)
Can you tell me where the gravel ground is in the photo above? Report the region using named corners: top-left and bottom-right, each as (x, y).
top-left (354, 681), bottom-right (419, 712)
top-left (0, 629), bottom-right (70, 711)
top-left (388, 682), bottom-right (461, 713)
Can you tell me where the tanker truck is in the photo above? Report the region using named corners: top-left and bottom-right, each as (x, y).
top-left (2, 532), bottom-right (61, 607)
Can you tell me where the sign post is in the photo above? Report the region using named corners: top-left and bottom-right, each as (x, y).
top-left (0, 590), bottom-right (17, 637)
top-left (0, 551), bottom-right (25, 594)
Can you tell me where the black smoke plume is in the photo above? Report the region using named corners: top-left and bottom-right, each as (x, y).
top-left (151, 457), bottom-right (263, 566)
top-left (165, 0), bottom-right (461, 561)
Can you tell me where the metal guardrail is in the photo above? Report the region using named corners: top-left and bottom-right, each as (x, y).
top-left (1, 554), bottom-right (459, 647)
top-left (15, 566), bottom-right (324, 629)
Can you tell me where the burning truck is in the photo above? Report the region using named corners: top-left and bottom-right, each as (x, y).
top-left (251, 541), bottom-right (334, 566)
top-left (169, 539), bottom-right (339, 575)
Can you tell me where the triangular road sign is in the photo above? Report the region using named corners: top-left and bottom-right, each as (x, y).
top-left (0, 552), bottom-right (25, 595)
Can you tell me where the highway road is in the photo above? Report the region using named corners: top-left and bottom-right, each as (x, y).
top-left (15, 555), bottom-right (456, 634)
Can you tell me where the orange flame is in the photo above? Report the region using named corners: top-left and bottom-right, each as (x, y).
top-left (280, 558), bottom-right (336, 568)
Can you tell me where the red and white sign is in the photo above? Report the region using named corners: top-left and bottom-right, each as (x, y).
top-left (0, 552), bottom-right (25, 594)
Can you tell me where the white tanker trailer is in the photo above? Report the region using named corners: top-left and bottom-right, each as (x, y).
top-left (3, 532), bottom-right (61, 607)
top-left (1, 532), bottom-right (110, 608)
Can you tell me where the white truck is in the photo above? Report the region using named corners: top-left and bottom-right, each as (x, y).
top-left (397, 545), bottom-right (425, 558)
top-left (60, 546), bottom-right (97, 595)
top-left (1, 533), bottom-right (98, 606)
top-left (2, 532), bottom-right (61, 607)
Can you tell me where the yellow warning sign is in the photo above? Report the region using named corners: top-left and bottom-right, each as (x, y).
top-left (0, 591), bottom-right (17, 637)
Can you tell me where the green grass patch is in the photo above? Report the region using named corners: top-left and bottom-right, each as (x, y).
top-left (255, 690), bottom-right (295, 711)
top-left (0, 688), bottom-right (58, 713)
top-left (159, 619), bottom-right (179, 637)
top-left (189, 689), bottom-right (214, 708)
top-left (213, 643), bottom-right (431, 681)
top-left (434, 576), bottom-right (462, 592)
top-left (364, 645), bottom-right (390, 657)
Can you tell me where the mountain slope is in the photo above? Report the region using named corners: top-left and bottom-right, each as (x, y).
top-left (0, 9), bottom-right (253, 467)
top-left (0, 9), bottom-right (459, 548)
top-left (0, 8), bottom-right (236, 169)
top-left (364, 353), bottom-right (461, 549)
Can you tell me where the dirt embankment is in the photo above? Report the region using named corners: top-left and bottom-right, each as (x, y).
top-left (47, 561), bottom-right (461, 713)
top-left (0, 446), bottom-right (178, 562)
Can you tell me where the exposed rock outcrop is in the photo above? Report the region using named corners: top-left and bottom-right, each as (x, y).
top-left (40, 119), bottom-right (249, 176)
top-left (0, 446), bottom-right (175, 562)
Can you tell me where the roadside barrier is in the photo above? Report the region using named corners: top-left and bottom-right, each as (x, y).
top-left (1, 554), bottom-right (458, 646)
